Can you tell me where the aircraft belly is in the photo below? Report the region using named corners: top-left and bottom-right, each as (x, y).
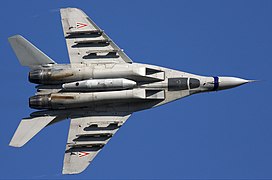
top-left (9, 7), bottom-right (253, 175)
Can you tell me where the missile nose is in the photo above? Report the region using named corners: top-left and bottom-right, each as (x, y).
top-left (217, 76), bottom-right (255, 90)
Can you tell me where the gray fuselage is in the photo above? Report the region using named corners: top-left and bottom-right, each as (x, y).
top-left (29, 62), bottom-right (231, 115)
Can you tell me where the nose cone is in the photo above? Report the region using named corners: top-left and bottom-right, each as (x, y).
top-left (218, 76), bottom-right (254, 90)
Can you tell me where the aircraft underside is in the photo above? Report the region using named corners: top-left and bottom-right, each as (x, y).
top-left (8, 7), bottom-right (253, 174)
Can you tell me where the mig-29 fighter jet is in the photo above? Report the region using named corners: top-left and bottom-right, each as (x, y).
top-left (8, 8), bottom-right (254, 174)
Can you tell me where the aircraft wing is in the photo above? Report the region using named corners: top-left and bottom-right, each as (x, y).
top-left (60, 8), bottom-right (133, 64)
top-left (62, 113), bottom-right (131, 174)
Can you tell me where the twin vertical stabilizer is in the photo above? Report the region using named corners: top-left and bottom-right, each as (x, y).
top-left (8, 35), bottom-right (56, 67)
top-left (8, 35), bottom-right (58, 147)
top-left (9, 116), bottom-right (57, 147)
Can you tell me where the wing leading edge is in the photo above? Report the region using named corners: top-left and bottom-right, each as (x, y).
top-left (63, 113), bottom-right (131, 174)
top-left (60, 8), bottom-right (133, 64)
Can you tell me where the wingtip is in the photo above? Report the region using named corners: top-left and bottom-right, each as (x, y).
top-left (62, 169), bottom-right (83, 175)
top-left (8, 35), bottom-right (23, 41)
top-left (9, 141), bottom-right (24, 148)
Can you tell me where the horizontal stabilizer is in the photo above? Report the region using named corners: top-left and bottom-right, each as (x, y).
top-left (8, 35), bottom-right (56, 67)
top-left (9, 116), bottom-right (56, 147)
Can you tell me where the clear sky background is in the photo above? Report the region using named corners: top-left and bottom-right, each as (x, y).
top-left (1, 0), bottom-right (272, 179)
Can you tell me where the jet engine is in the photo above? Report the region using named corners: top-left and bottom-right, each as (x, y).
top-left (28, 68), bottom-right (92, 84)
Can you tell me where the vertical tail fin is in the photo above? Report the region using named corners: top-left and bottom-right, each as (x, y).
top-left (8, 35), bottom-right (56, 67)
top-left (9, 116), bottom-right (56, 147)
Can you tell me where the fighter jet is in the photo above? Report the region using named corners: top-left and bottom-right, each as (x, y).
top-left (8, 8), bottom-right (254, 174)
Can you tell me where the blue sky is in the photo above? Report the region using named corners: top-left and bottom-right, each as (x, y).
top-left (1, 0), bottom-right (272, 179)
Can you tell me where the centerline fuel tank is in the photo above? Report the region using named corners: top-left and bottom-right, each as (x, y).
top-left (62, 78), bottom-right (136, 91)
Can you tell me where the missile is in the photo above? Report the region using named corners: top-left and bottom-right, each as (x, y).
top-left (62, 78), bottom-right (136, 91)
